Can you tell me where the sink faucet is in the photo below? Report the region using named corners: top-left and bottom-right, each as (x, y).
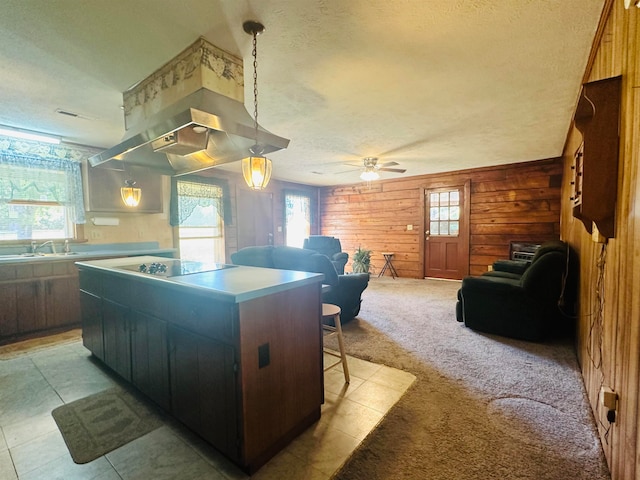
top-left (33, 240), bottom-right (57, 254)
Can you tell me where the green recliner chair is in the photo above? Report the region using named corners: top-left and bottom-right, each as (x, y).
top-left (230, 245), bottom-right (369, 323)
top-left (455, 240), bottom-right (577, 341)
top-left (303, 236), bottom-right (349, 275)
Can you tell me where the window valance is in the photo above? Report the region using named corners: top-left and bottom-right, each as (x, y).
top-left (169, 175), bottom-right (232, 226)
top-left (0, 137), bottom-right (96, 224)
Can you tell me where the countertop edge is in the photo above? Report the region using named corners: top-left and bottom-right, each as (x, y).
top-left (76, 256), bottom-right (324, 303)
top-left (0, 248), bottom-right (176, 265)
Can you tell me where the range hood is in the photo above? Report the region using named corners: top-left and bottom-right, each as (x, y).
top-left (88, 88), bottom-right (290, 176)
top-left (88, 37), bottom-right (289, 176)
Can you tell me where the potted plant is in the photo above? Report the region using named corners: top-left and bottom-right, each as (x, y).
top-left (352, 246), bottom-right (372, 273)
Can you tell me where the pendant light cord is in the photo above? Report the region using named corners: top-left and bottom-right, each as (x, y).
top-left (252, 30), bottom-right (259, 145)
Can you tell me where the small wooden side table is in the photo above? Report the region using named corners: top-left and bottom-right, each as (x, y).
top-left (378, 252), bottom-right (398, 279)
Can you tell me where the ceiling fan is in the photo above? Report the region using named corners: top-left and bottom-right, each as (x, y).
top-left (341, 157), bottom-right (407, 181)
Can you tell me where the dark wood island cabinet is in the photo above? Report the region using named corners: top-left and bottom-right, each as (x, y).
top-left (76, 256), bottom-right (325, 474)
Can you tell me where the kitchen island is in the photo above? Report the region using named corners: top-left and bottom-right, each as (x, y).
top-left (76, 256), bottom-right (325, 474)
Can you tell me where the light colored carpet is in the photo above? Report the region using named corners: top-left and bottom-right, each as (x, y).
top-left (51, 386), bottom-right (164, 464)
top-left (332, 277), bottom-right (610, 480)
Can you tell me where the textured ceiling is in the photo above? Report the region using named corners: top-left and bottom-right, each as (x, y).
top-left (0, 0), bottom-right (604, 186)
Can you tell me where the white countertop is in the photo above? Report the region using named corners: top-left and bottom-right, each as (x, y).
top-left (76, 256), bottom-right (325, 303)
top-left (0, 248), bottom-right (176, 264)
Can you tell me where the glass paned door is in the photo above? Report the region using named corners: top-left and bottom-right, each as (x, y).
top-left (424, 184), bottom-right (469, 280)
top-left (285, 193), bottom-right (311, 248)
top-left (429, 190), bottom-right (460, 237)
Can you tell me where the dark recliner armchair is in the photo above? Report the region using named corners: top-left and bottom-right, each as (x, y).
top-left (230, 245), bottom-right (369, 323)
top-left (455, 240), bottom-right (577, 342)
top-left (303, 236), bottom-right (349, 274)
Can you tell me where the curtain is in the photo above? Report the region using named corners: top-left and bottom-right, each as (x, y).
top-left (170, 175), bottom-right (231, 226)
top-left (284, 190), bottom-right (312, 248)
top-left (0, 138), bottom-right (87, 224)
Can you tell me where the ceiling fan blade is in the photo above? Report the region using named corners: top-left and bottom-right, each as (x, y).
top-left (379, 161), bottom-right (400, 168)
top-left (379, 167), bottom-right (406, 173)
top-left (334, 168), bottom-right (361, 174)
top-left (343, 163), bottom-right (364, 168)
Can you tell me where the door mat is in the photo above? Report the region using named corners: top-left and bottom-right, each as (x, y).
top-left (52, 387), bottom-right (164, 464)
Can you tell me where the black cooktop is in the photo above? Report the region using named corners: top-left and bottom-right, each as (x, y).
top-left (119, 259), bottom-right (236, 277)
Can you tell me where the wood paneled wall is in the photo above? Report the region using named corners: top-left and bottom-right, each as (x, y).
top-left (560, 2), bottom-right (640, 480)
top-left (320, 158), bottom-right (563, 277)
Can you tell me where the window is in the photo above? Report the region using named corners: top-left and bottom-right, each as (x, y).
top-left (0, 137), bottom-right (86, 240)
top-left (429, 190), bottom-right (460, 236)
top-left (285, 192), bottom-right (311, 248)
top-left (174, 179), bottom-right (225, 263)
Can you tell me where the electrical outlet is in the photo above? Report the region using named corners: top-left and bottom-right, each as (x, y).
top-left (407, 224), bottom-right (413, 231)
top-left (600, 386), bottom-right (618, 410)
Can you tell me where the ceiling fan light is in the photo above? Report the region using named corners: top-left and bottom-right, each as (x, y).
top-left (120, 180), bottom-right (142, 207)
top-left (360, 170), bottom-right (380, 182)
top-left (242, 155), bottom-right (272, 190)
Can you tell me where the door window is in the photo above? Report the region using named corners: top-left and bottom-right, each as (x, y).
top-left (284, 192), bottom-right (311, 248)
top-left (429, 190), bottom-right (460, 237)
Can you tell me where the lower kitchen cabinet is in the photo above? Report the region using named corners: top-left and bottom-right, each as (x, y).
top-left (102, 298), bottom-right (132, 382)
top-left (15, 280), bottom-right (45, 333)
top-left (45, 275), bottom-right (81, 329)
top-left (0, 261), bottom-right (81, 342)
top-left (0, 284), bottom-right (17, 337)
top-left (80, 290), bottom-right (104, 360)
top-left (169, 325), bottom-right (237, 458)
top-left (131, 311), bottom-right (170, 411)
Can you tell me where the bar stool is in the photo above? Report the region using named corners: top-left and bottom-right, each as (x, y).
top-left (321, 303), bottom-right (350, 383)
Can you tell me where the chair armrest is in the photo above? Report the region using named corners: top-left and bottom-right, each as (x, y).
top-left (492, 259), bottom-right (529, 275)
top-left (332, 252), bottom-right (349, 263)
top-left (461, 275), bottom-right (522, 295)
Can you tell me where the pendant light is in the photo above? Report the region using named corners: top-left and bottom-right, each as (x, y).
top-left (120, 160), bottom-right (141, 207)
top-left (242, 20), bottom-right (272, 190)
top-left (121, 179), bottom-right (141, 207)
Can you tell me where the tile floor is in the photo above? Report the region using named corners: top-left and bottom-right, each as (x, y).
top-left (0, 339), bottom-right (415, 479)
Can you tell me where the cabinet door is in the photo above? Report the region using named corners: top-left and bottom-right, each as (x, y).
top-left (45, 275), bottom-right (81, 329)
top-left (0, 283), bottom-right (18, 337)
top-left (80, 290), bottom-right (104, 360)
top-left (131, 311), bottom-right (169, 410)
top-left (169, 326), bottom-right (238, 459)
top-left (102, 298), bottom-right (131, 381)
top-left (15, 280), bottom-right (45, 333)
top-left (85, 165), bottom-right (163, 213)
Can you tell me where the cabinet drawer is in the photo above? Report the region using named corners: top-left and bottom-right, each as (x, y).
top-left (167, 294), bottom-right (236, 343)
top-left (0, 265), bottom-right (17, 281)
top-left (79, 269), bottom-right (103, 296)
top-left (128, 281), bottom-right (170, 319)
top-left (101, 275), bottom-right (132, 305)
